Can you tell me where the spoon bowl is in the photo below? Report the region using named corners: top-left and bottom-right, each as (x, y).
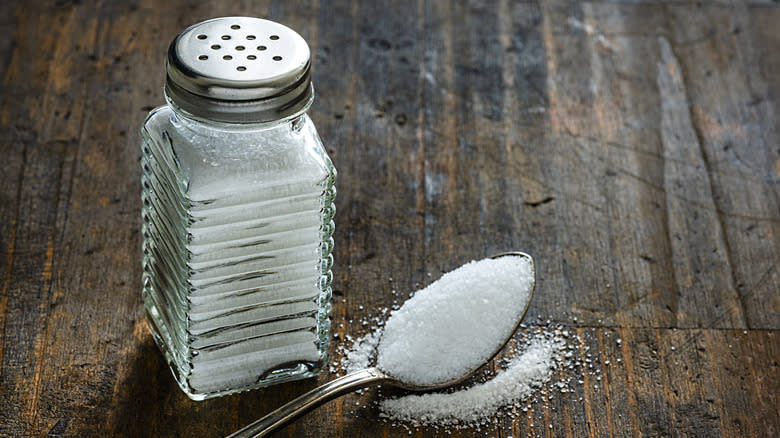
top-left (227, 251), bottom-right (535, 438)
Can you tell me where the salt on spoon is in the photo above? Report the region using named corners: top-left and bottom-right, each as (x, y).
top-left (227, 252), bottom-right (536, 438)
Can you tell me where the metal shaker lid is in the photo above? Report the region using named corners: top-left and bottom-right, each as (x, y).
top-left (165, 17), bottom-right (313, 123)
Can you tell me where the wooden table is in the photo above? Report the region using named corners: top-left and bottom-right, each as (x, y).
top-left (1, 1), bottom-right (778, 436)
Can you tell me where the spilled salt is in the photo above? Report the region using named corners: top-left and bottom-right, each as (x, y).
top-left (343, 330), bottom-right (382, 373)
top-left (375, 256), bottom-right (534, 386)
top-left (379, 333), bottom-right (563, 426)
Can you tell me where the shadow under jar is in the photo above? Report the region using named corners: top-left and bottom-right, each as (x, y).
top-left (140, 16), bottom-right (337, 400)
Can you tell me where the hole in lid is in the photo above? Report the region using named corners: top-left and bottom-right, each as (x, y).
top-left (221, 35), bottom-right (231, 40)
top-left (197, 34), bottom-right (207, 40)
top-left (211, 44), bottom-right (221, 50)
top-left (236, 45), bottom-right (245, 51)
top-left (247, 35), bottom-right (256, 40)
top-left (223, 55), bottom-right (233, 60)
top-left (231, 24), bottom-right (240, 30)
top-left (273, 56), bottom-right (282, 61)
top-left (237, 66), bottom-right (246, 71)
top-left (257, 45), bottom-right (267, 51)
top-left (198, 55), bottom-right (208, 60)
top-left (247, 55), bottom-right (257, 60)
top-left (270, 35), bottom-right (279, 40)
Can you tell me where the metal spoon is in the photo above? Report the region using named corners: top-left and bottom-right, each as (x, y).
top-left (227, 251), bottom-right (535, 438)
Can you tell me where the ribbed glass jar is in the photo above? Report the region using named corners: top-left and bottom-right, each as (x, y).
top-left (140, 17), bottom-right (336, 400)
top-left (141, 104), bottom-right (336, 400)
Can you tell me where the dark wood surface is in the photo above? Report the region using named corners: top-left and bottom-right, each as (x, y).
top-left (1, 1), bottom-right (778, 437)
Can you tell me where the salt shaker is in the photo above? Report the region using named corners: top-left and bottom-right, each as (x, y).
top-left (140, 17), bottom-right (336, 400)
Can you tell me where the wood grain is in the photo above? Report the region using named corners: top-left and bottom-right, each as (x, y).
top-left (1, 0), bottom-right (778, 437)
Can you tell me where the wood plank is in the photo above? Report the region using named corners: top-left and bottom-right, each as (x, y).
top-left (665, 4), bottom-right (780, 329)
top-left (657, 329), bottom-right (721, 437)
top-left (656, 31), bottom-right (747, 329)
top-left (576, 2), bottom-right (680, 329)
top-left (0, 0), bottom-right (26, 391)
top-left (537, 0), bottom-right (627, 329)
top-left (0, 2), bottom-right (85, 435)
top-left (707, 329), bottom-right (779, 437)
top-left (621, 328), bottom-right (674, 436)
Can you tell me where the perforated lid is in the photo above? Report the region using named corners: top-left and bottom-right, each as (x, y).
top-left (165, 17), bottom-right (313, 123)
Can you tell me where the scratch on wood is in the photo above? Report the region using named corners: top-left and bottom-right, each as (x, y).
top-left (26, 233), bottom-right (58, 429)
top-left (27, 324), bottom-right (48, 428)
top-left (541, 9), bottom-right (561, 135)
top-left (524, 196), bottom-right (555, 208)
top-left (41, 236), bottom-right (54, 282)
top-left (0, 218), bottom-right (16, 379)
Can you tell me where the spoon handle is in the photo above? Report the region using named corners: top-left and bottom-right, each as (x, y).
top-left (227, 368), bottom-right (390, 438)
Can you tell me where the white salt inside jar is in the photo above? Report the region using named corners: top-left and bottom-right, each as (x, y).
top-left (375, 256), bottom-right (534, 386)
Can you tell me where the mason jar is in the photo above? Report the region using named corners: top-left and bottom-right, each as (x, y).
top-left (140, 16), bottom-right (336, 400)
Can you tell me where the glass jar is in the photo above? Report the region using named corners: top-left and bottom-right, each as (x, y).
top-left (140, 17), bottom-right (336, 400)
